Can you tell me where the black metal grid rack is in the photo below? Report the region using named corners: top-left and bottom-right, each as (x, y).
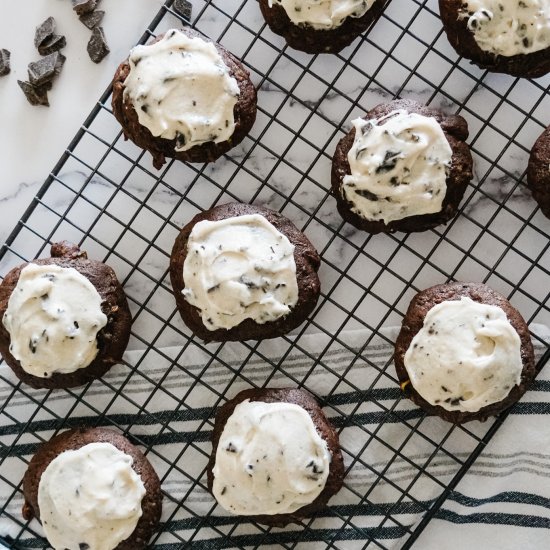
top-left (1, 0), bottom-right (550, 548)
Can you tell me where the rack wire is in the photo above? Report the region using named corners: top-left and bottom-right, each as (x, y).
top-left (1, 0), bottom-right (550, 548)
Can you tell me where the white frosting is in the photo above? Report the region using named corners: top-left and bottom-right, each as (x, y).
top-left (38, 442), bottom-right (146, 550)
top-left (461, 0), bottom-right (550, 56)
top-left (342, 110), bottom-right (452, 225)
top-left (2, 264), bottom-right (108, 378)
top-left (182, 214), bottom-right (299, 331)
top-left (212, 399), bottom-right (331, 515)
top-left (123, 29), bottom-right (240, 152)
top-left (267, 0), bottom-right (375, 29)
top-left (404, 297), bottom-right (523, 413)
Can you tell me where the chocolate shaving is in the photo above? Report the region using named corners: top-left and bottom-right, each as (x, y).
top-left (355, 189), bottom-right (379, 201)
top-left (34, 16), bottom-right (56, 49)
top-left (72, 0), bottom-right (99, 16)
top-left (79, 10), bottom-right (105, 29)
top-left (28, 52), bottom-right (65, 87)
top-left (0, 49), bottom-right (10, 77)
top-left (38, 34), bottom-right (66, 56)
top-left (87, 26), bottom-right (109, 63)
top-left (173, 0), bottom-right (193, 19)
top-left (375, 150), bottom-right (401, 174)
top-left (360, 121), bottom-right (373, 136)
top-left (18, 80), bottom-right (50, 107)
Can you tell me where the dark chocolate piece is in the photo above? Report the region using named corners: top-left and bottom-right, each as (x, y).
top-left (111, 28), bottom-right (257, 168)
top-left (170, 202), bottom-right (321, 342)
top-left (72, 0), bottom-right (99, 16)
top-left (79, 10), bottom-right (105, 29)
top-left (0, 242), bottom-right (132, 389)
top-left (173, 0), bottom-right (193, 20)
top-left (22, 428), bottom-right (162, 550)
top-left (34, 16), bottom-right (56, 49)
top-left (28, 52), bottom-right (65, 87)
top-left (38, 34), bottom-right (66, 56)
top-left (394, 282), bottom-right (536, 424)
top-left (17, 80), bottom-right (49, 107)
top-left (87, 26), bottom-right (109, 63)
top-left (0, 49), bottom-right (10, 76)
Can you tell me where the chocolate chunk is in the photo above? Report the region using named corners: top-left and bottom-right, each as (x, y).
top-left (40, 81), bottom-right (54, 92)
top-left (79, 10), bottom-right (105, 29)
top-left (376, 150), bottom-right (400, 173)
top-left (72, 0), bottom-right (99, 15)
top-left (0, 49), bottom-right (10, 77)
top-left (355, 189), bottom-right (379, 201)
top-left (34, 16), bottom-right (56, 49)
top-left (173, 0), bottom-right (193, 19)
top-left (18, 80), bottom-right (50, 107)
top-left (28, 52), bottom-right (65, 87)
top-left (87, 26), bottom-right (109, 63)
top-left (38, 35), bottom-right (66, 56)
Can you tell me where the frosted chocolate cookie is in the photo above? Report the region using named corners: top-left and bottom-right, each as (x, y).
top-left (331, 99), bottom-right (473, 234)
top-left (439, 0), bottom-right (550, 78)
top-left (170, 203), bottom-right (321, 342)
top-left (22, 427), bottom-right (162, 550)
top-left (395, 282), bottom-right (536, 424)
top-left (0, 242), bottom-right (131, 389)
top-left (207, 387), bottom-right (344, 526)
top-left (527, 124), bottom-right (550, 218)
top-left (258, 0), bottom-right (386, 53)
top-left (111, 28), bottom-right (257, 169)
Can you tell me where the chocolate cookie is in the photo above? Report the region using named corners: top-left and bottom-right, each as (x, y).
top-left (22, 427), bottom-right (162, 550)
top-left (0, 242), bottom-right (131, 389)
top-left (111, 28), bottom-right (257, 169)
top-left (439, 0), bottom-right (550, 78)
top-left (170, 203), bottom-right (321, 342)
top-left (207, 387), bottom-right (345, 527)
top-left (258, 0), bottom-right (386, 54)
top-left (394, 282), bottom-right (536, 424)
top-left (331, 98), bottom-right (473, 234)
top-left (527, 124), bottom-right (550, 219)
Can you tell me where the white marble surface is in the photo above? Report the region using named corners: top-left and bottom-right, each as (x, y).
top-left (0, 0), bottom-right (164, 243)
top-left (2, 0), bottom-right (548, 334)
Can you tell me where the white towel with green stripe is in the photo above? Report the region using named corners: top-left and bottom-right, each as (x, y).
top-left (0, 327), bottom-right (548, 549)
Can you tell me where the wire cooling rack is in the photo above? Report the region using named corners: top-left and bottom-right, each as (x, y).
top-left (1, 0), bottom-right (550, 548)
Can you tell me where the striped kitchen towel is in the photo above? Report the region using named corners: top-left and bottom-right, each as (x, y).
top-left (0, 327), bottom-right (548, 549)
